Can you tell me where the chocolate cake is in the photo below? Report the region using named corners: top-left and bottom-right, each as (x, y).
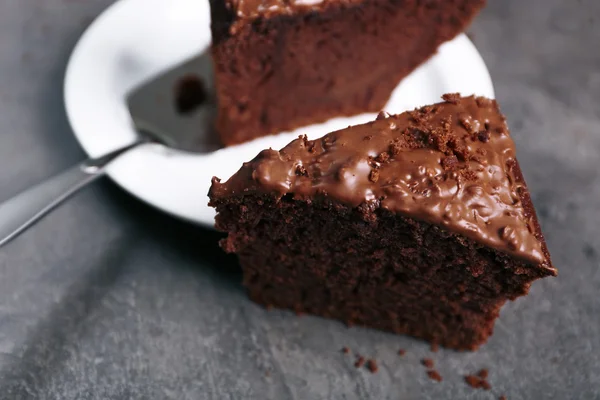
top-left (208, 95), bottom-right (557, 350)
top-left (209, 0), bottom-right (487, 146)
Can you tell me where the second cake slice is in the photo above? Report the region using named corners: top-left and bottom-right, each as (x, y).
top-left (209, 0), bottom-right (487, 145)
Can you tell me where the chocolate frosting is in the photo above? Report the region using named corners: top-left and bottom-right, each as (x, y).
top-left (211, 95), bottom-right (548, 266)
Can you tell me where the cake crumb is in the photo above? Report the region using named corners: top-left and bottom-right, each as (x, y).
top-left (376, 111), bottom-right (390, 120)
top-left (465, 375), bottom-right (480, 388)
top-left (477, 368), bottom-right (489, 379)
top-left (499, 396), bottom-right (507, 400)
top-left (174, 74), bottom-right (207, 114)
top-left (421, 358), bottom-right (434, 369)
top-left (354, 356), bottom-right (365, 368)
top-left (441, 155), bottom-right (459, 170)
top-left (366, 359), bottom-right (378, 373)
top-left (464, 374), bottom-right (492, 390)
top-left (341, 347), bottom-right (350, 354)
top-left (398, 349), bottom-right (406, 356)
top-left (389, 142), bottom-right (402, 156)
top-left (427, 370), bottom-right (443, 382)
top-left (375, 152), bottom-right (390, 163)
top-left (369, 170), bottom-right (380, 183)
top-left (459, 114), bottom-right (478, 134)
top-left (442, 93), bottom-right (461, 104)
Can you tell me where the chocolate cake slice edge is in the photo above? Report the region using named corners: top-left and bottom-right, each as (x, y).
top-left (208, 94), bottom-right (556, 350)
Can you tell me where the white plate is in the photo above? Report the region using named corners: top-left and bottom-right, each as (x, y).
top-left (64, 0), bottom-right (495, 228)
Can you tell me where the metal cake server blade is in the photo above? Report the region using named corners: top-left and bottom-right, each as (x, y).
top-left (0, 51), bottom-right (217, 248)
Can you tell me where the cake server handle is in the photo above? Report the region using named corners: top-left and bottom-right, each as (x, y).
top-left (0, 141), bottom-right (143, 248)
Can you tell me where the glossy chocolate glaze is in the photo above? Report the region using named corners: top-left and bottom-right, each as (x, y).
top-left (210, 95), bottom-right (548, 266)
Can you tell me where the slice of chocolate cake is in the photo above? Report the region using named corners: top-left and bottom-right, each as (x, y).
top-left (208, 95), bottom-right (557, 350)
top-left (209, 0), bottom-right (486, 146)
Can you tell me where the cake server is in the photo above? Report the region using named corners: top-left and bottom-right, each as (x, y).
top-left (0, 55), bottom-right (216, 248)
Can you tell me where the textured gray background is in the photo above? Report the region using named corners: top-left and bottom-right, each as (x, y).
top-left (0, 0), bottom-right (598, 399)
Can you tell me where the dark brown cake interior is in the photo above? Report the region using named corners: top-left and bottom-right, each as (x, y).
top-left (209, 95), bottom-right (556, 350)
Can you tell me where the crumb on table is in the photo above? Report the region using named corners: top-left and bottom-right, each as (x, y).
top-left (366, 359), bottom-right (378, 373)
top-left (427, 370), bottom-right (443, 382)
top-left (354, 356), bottom-right (365, 368)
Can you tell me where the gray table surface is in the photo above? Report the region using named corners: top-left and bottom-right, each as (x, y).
top-left (0, 0), bottom-right (599, 399)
